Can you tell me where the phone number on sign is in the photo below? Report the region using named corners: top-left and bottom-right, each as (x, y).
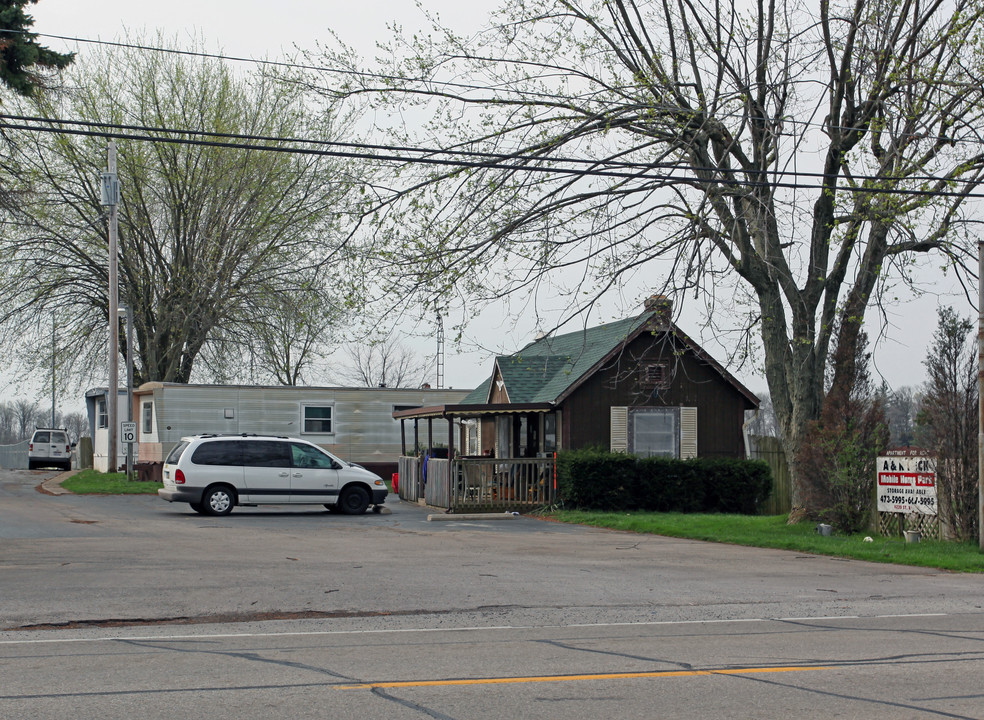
top-left (879, 494), bottom-right (936, 507)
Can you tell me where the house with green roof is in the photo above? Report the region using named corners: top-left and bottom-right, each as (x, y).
top-left (393, 298), bottom-right (759, 510)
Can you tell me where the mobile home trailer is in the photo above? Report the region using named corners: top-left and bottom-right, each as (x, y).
top-left (88, 382), bottom-right (471, 477)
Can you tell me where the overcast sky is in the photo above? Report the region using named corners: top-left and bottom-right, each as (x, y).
top-left (21, 0), bottom-right (975, 399)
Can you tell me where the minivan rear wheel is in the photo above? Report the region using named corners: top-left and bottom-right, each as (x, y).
top-left (202, 486), bottom-right (235, 516)
top-left (338, 486), bottom-right (370, 515)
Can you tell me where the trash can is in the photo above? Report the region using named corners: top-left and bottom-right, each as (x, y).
top-left (135, 462), bottom-right (163, 483)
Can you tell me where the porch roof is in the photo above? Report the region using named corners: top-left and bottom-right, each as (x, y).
top-left (393, 402), bottom-right (555, 421)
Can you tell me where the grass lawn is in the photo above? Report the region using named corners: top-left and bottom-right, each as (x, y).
top-left (61, 470), bottom-right (162, 495)
top-left (545, 510), bottom-right (984, 573)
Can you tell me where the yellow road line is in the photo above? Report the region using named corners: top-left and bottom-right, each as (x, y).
top-left (338, 665), bottom-right (830, 690)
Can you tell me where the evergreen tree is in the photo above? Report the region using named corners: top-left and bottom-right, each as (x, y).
top-left (0, 0), bottom-right (73, 97)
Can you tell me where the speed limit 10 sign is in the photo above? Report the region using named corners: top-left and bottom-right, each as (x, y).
top-left (120, 421), bottom-right (137, 444)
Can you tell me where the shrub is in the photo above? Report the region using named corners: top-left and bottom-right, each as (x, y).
top-left (558, 450), bottom-right (772, 514)
top-left (557, 447), bottom-right (638, 510)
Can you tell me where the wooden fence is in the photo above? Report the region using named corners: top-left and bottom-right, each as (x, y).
top-left (747, 435), bottom-right (792, 515)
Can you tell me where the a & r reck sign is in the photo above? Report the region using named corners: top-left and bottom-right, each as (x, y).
top-left (876, 452), bottom-right (937, 515)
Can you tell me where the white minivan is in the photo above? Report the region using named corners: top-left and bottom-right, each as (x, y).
top-left (158, 434), bottom-right (388, 516)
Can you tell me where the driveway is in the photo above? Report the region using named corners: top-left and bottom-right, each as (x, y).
top-left (1, 468), bottom-right (980, 632)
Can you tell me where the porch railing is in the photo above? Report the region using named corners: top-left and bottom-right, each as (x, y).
top-left (411, 456), bottom-right (558, 512)
top-left (397, 455), bottom-right (422, 502)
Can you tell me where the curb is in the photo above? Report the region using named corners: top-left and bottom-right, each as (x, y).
top-left (39, 469), bottom-right (82, 496)
top-left (427, 512), bottom-right (521, 522)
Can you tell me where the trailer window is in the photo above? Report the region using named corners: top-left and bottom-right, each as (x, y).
top-left (302, 405), bottom-right (333, 434)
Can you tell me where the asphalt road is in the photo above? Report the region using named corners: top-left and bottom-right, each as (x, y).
top-left (2, 469), bottom-right (984, 718)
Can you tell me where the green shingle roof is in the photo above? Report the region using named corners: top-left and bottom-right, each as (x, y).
top-left (461, 312), bottom-right (656, 404)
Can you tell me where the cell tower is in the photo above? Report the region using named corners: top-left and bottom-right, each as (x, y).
top-left (436, 313), bottom-right (445, 389)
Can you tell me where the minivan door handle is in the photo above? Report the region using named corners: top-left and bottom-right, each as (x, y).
top-left (278, 471), bottom-right (289, 477)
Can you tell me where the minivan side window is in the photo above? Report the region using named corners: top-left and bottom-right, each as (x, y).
top-left (165, 441), bottom-right (190, 464)
top-left (241, 441), bottom-right (291, 467)
top-left (191, 441), bottom-right (244, 466)
top-left (291, 443), bottom-right (337, 469)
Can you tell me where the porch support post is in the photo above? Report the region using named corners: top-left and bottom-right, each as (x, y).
top-left (447, 413), bottom-right (455, 457)
top-left (427, 418), bottom-right (433, 450)
top-left (400, 418), bottom-right (406, 456)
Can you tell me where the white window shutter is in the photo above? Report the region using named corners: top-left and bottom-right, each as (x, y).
top-left (680, 407), bottom-right (697, 458)
top-left (610, 406), bottom-right (628, 452)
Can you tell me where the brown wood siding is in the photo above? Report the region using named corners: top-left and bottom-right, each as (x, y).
top-left (561, 333), bottom-right (753, 458)
top-left (489, 367), bottom-right (509, 403)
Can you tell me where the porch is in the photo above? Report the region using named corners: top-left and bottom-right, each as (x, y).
top-left (393, 402), bottom-right (560, 513)
top-left (397, 455), bottom-right (557, 512)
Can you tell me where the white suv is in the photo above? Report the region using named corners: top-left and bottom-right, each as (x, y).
top-left (28, 428), bottom-right (73, 471)
top-left (158, 434), bottom-right (388, 516)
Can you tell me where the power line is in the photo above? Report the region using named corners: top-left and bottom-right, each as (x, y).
top-left (2, 112), bottom-right (981, 198)
top-left (1, 27), bottom-right (974, 147)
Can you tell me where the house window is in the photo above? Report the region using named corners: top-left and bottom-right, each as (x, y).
top-left (641, 363), bottom-right (671, 389)
top-left (543, 413), bottom-right (557, 453)
top-left (97, 399), bottom-right (108, 429)
top-left (629, 407), bottom-right (679, 458)
top-left (302, 405), bottom-right (333, 434)
top-left (142, 402), bottom-right (153, 434)
top-left (462, 419), bottom-right (479, 455)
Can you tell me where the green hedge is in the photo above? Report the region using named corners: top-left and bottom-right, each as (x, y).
top-left (556, 448), bottom-right (772, 514)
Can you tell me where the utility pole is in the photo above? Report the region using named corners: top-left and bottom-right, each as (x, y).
top-left (121, 304), bottom-right (135, 480)
top-left (978, 240), bottom-right (983, 551)
top-left (102, 141), bottom-right (120, 473)
top-left (51, 313), bottom-right (56, 427)
top-left (436, 312), bottom-right (445, 389)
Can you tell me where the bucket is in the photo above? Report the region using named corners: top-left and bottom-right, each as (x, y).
top-left (816, 523), bottom-right (832, 536)
top-left (904, 530), bottom-right (921, 543)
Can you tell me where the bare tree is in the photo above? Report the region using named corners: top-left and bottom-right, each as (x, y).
top-left (336, 336), bottom-right (431, 388)
top-left (57, 410), bottom-right (88, 444)
top-left (884, 385), bottom-right (918, 447)
top-left (12, 398), bottom-right (39, 440)
top-left (0, 401), bottom-right (17, 443)
top-left (745, 394), bottom-right (779, 438)
top-left (797, 329), bottom-right (888, 532)
top-left (0, 34), bottom-right (361, 387)
top-left (315, 0), bottom-right (984, 514)
top-left (917, 307), bottom-right (978, 541)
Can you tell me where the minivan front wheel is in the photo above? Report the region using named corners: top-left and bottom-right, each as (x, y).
top-left (338, 486), bottom-right (370, 515)
top-left (202, 486), bottom-right (235, 516)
